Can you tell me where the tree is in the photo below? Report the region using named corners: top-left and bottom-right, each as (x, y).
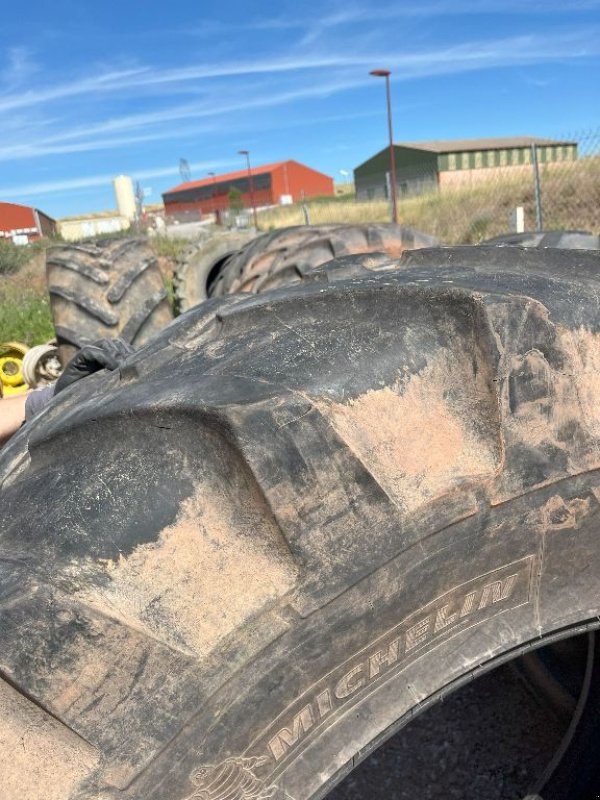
top-left (227, 187), bottom-right (244, 212)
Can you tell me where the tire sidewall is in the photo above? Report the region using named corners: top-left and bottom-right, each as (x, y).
top-left (135, 473), bottom-right (600, 800)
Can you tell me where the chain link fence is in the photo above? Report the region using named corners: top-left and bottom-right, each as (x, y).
top-left (256, 130), bottom-right (600, 244)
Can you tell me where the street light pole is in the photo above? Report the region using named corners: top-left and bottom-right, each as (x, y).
top-left (238, 149), bottom-right (258, 229)
top-left (369, 69), bottom-right (398, 224)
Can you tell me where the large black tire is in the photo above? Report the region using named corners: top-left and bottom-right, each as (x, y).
top-left (174, 231), bottom-right (256, 313)
top-left (210, 224), bottom-right (339, 297)
top-left (483, 229), bottom-right (600, 249)
top-left (47, 238), bottom-right (174, 364)
top-left (2, 245), bottom-right (600, 800)
top-left (211, 223), bottom-right (438, 296)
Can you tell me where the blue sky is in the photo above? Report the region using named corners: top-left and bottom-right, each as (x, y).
top-left (0, 0), bottom-right (598, 218)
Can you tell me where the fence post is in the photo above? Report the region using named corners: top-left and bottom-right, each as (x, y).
top-left (300, 191), bottom-right (310, 225)
top-left (531, 143), bottom-right (544, 230)
top-left (385, 172), bottom-right (393, 223)
top-left (509, 206), bottom-right (525, 233)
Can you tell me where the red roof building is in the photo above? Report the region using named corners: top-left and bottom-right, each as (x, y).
top-left (0, 201), bottom-right (57, 244)
top-left (162, 160), bottom-right (334, 220)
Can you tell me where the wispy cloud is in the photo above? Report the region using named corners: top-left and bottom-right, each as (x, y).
top-left (0, 159), bottom-right (237, 199)
top-left (0, 66), bottom-right (150, 114)
top-left (1, 25), bottom-right (597, 121)
top-left (0, 74), bottom-right (371, 161)
top-left (1, 47), bottom-right (38, 87)
top-left (2, 28), bottom-right (596, 142)
top-left (195, 0), bottom-right (600, 46)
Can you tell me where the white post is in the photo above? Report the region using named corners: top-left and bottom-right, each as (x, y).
top-left (508, 206), bottom-right (525, 233)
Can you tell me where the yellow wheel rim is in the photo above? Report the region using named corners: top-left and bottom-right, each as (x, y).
top-left (2, 382), bottom-right (29, 396)
top-left (0, 356), bottom-right (25, 387)
top-left (0, 342), bottom-right (29, 389)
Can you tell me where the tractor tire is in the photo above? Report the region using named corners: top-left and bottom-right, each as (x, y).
top-left (483, 229), bottom-right (600, 249)
top-left (174, 231), bottom-right (256, 313)
top-left (2, 245), bottom-right (600, 800)
top-left (210, 224), bottom-right (339, 297)
top-left (47, 238), bottom-right (174, 365)
top-left (210, 223), bottom-right (437, 297)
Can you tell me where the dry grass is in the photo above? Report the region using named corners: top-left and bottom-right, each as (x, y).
top-left (258, 157), bottom-right (600, 244)
top-left (258, 199), bottom-right (389, 229)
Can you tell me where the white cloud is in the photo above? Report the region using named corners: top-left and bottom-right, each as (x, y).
top-left (209, 0), bottom-right (600, 46)
top-left (1, 47), bottom-right (38, 87)
top-left (2, 27), bottom-right (595, 136)
top-left (0, 159), bottom-right (236, 199)
top-left (0, 25), bottom-right (596, 122)
top-left (0, 66), bottom-right (150, 114)
top-left (0, 74), bottom-right (370, 161)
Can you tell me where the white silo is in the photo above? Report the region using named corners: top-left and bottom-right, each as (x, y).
top-left (112, 175), bottom-right (137, 220)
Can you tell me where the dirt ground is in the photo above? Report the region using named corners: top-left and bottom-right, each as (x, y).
top-left (2, 250), bottom-right (47, 293)
top-left (328, 663), bottom-right (565, 799)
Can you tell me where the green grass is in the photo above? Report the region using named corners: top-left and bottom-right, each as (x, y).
top-left (0, 237), bottom-right (67, 276)
top-left (150, 234), bottom-right (192, 261)
top-left (0, 282), bottom-right (55, 346)
top-left (0, 240), bottom-right (41, 275)
top-left (163, 275), bottom-right (176, 314)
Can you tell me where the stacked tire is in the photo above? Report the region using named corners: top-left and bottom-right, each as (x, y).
top-left (174, 224), bottom-right (439, 312)
top-left (47, 238), bottom-right (173, 364)
top-left (210, 223), bottom-right (439, 297)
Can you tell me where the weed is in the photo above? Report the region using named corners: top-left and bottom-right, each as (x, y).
top-left (0, 241), bottom-right (37, 275)
top-left (0, 283), bottom-right (55, 345)
top-left (150, 235), bottom-right (192, 261)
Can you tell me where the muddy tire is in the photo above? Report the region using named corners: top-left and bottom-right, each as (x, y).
top-left (483, 229), bottom-right (600, 249)
top-left (46, 238), bottom-right (174, 364)
top-left (2, 245), bottom-right (600, 800)
top-left (210, 224), bottom-right (339, 297)
top-left (211, 223), bottom-right (437, 296)
top-left (174, 231), bottom-right (256, 313)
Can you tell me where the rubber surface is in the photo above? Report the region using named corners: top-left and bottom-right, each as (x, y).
top-left (46, 238), bottom-right (174, 364)
top-left (210, 223), bottom-right (438, 296)
top-left (483, 229), bottom-right (600, 249)
top-left (174, 231), bottom-right (255, 312)
top-left (1, 245), bottom-right (600, 800)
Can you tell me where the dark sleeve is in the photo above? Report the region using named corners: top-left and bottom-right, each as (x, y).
top-left (24, 384), bottom-right (56, 421)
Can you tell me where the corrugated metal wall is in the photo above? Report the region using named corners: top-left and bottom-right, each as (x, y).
top-left (0, 201), bottom-right (56, 242)
top-left (163, 161), bottom-right (334, 219)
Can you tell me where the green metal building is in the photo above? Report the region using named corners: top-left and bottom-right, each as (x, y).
top-left (353, 136), bottom-right (577, 201)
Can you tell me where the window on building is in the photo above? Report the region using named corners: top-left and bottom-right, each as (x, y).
top-left (448, 153), bottom-right (457, 170)
top-left (500, 150), bottom-right (508, 166)
top-left (475, 151), bottom-right (483, 168)
top-left (523, 149), bottom-right (531, 164)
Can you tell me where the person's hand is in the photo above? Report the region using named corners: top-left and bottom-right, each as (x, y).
top-left (0, 393), bottom-right (28, 446)
top-left (55, 338), bottom-right (134, 394)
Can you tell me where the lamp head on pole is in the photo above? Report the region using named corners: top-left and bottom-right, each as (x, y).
top-left (238, 149), bottom-right (249, 156)
top-left (369, 69), bottom-right (391, 77)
